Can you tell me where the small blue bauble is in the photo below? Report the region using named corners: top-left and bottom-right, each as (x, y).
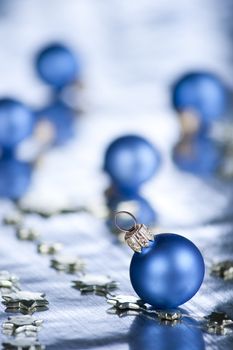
top-left (0, 98), bottom-right (34, 149)
top-left (104, 135), bottom-right (160, 193)
top-left (172, 71), bottom-right (228, 124)
top-left (130, 233), bottom-right (205, 309)
top-left (107, 191), bottom-right (156, 229)
top-left (0, 158), bottom-right (32, 200)
top-left (35, 43), bottom-right (79, 89)
top-left (36, 100), bottom-right (76, 145)
top-left (173, 135), bottom-right (222, 176)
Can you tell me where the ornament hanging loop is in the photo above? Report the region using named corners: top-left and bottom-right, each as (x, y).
top-left (114, 211), bottom-right (137, 233)
top-left (114, 211), bottom-right (155, 253)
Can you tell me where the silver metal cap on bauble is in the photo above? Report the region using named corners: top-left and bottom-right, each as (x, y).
top-left (114, 211), bottom-right (154, 253)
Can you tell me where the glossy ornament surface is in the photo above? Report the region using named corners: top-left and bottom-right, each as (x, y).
top-left (0, 158), bottom-right (32, 200)
top-left (36, 100), bottom-right (76, 145)
top-left (0, 98), bottom-right (34, 150)
top-left (106, 191), bottom-right (156, 229)
top-left (173, 135), bottom-right (222, 176)
top-left (104, 135), bottom-right (160, 194)
top-left (172, 71), bottom-right (228, 125)
top-left (35, 43), bottom-right (79, 89)
top-left (130, 233), bottom-right (205, 309)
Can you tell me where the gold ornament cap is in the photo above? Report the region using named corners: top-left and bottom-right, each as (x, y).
top-left (114, 211), bottom-right (154, 253)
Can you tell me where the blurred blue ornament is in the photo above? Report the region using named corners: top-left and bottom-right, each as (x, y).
top-left (0, 98), bottom-right (34, 150)
top-left (130, 233), bottom-right (205, 309)
top-left (172, 71), bottom-right (228, 126)
top-left (173, 135), bottom-right (222, 176)
top-left (35, 43), bottom-right (79, 89)
top-left (36, 100), bottom-right (76, 145)
top-left (129, 315), bottom-right (205, 350)
top-left (0, 157), bottom-right (32, 200)
top-left (106, 190), bottom-right (156, 229)
top-left (104, 135), bottom-right (161, 194)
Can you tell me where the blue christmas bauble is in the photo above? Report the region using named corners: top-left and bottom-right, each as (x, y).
top-left (35, 43), bottom-right (79, 89)
top-left (129, 314), bottom-right (205, 350)
top-left (36, 100), bottom-right (76, 145)
top-left (172, 71), bottom-right (228, 125)
top-left (130, 233), bottom-right (205, 309)
top-left (0, 98), bottom-right (34, 150)
top-left (173, 135), bottom-right (222, 176)
top-left (0, 158), bottom-right (32, 200)
top-left (104, 135), bottom-right (160, 193)
top-left (106, 191), bottom-right (156, 229)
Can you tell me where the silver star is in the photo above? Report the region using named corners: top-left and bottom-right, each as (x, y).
top-left (204, 312), bottom-right (233, 335)
top-left (211, 261), bottom-right (233, 280)
top-left (0, 271), bottom-right (19, 284)
top-left (51, 255), bottom-right (85, 273)
top-left (106, 294), bottom-right (147, 317)
top-left (4, 305), bottom-right (48, 315)
top-left (2, 315), bottom-right (43, 336)
top-left (157, 310), bottom-right (182, 325)
top-left (107, 294), bottom-right (146, 310)
top-left (18, 204), bottom-right (84, 218)
top-left (2, 291), bottom-right (49, 314)
top-left (18, 205), bottom-right (56, 218)
top-left (37, 242), bottom-right (63, 255)
top-left (0, 271), bottom-right (20, 294)
top-left (107, 307), bottom-right (143, 317)
top-left (106, 294), bottom-right (183, 323)
top-left (72, 274), bottom-right (118, 293)
top-left (0, 283), bottom-right (20, 296)
top-left (2, 336), bottom-right (45, 350)
top-left (3, 212), bottom-right (23, 226)
top-left (16, 227), bottom-right (40, 241)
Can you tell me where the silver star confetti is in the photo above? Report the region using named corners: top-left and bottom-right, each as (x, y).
top-left (16, 227), bottom-right (40, 241)
top-left (3, 212), bottom-right (23, 226)
top-left (0, 271), bottom-right (20, 294)
top-left (51, 255), bottom-right (85, 273)
top-left (204, 312), bottom-right (233, 335)
top-left (18, 204), bottom-right (84, 218)
top-left (18, 205), bottom-right (56, 218)
top-left (107, 294), bottom-right (147, 317)
top-left (0, 271), bottom-right (19, 284)
top-left (37, 242), bottom-right (63, 255)
top-left (106, 294), bottom-right (183, 323)
top-left (2, 291), bottom-right (49, 314)
top-left (107, 307), bottom-right (143, 317)
top-left (72, 274), bottom-right (118, 294)
top-left (107, 294), bottom-right (146, 310)
top-left (2, 315), bottom-right (43, 336)
top-left (211, 261), bottom-right (233, 281)
top-left (2, 336), bottom-right (45, 350)
top-left (157, 310), bottom-right (182, 325)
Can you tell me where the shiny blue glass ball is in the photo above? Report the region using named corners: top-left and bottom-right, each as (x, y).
top-left (107, 191), bottom-right (157, 229)
top-left (173, 135), bottom-right (222, 176)
top-left (0, 98), bottom-right (34, 149)
top-left (130, 233), bottom-right (205, 309)
top-left (35, 43), bottom-right (79, 88)
top-left (0, 158), bottom-right (32, 200)
top-left (104, 135), bottom-right (160, 192)
top-left (36, 100), bottom-right (75, 145)
top-left (172, 71), bottom-right (228, 123)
